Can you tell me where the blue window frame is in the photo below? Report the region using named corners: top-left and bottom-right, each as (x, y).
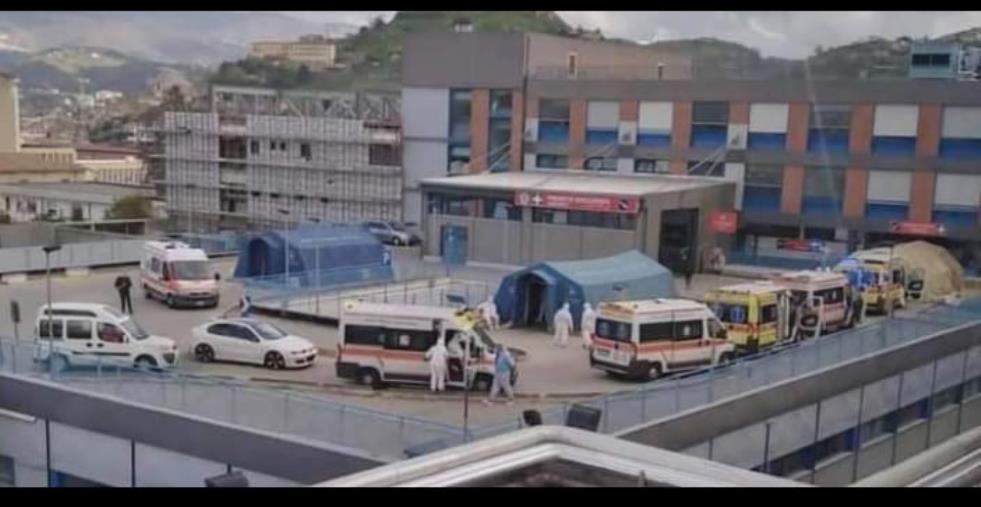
top-left (743, 186), bottom-right (781, 212)
top-left (691, 125), bottom-right (728, 149)
top-left (637, 131), bottom-right (671, 148)
top-left (538, 121), bottom-right (569, 143)
top-left (585, 129), bottom-right (618, 145)
top-left (802, 196), bottom-right (842, 215)
top-left (939, 138), bottom-right (981, 159)
top-left (933, 207), bottom-right (978, 228)
top-left (872, 136), bottom-right (916, 157)
top-left (865, 202), bottom-right (909, 220)
top-left (748, 132), bottom-right (786, 151)
top-left (807, 128), bottom-right (849, 154)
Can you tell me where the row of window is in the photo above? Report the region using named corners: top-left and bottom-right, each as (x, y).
top-left (426, 194), bottom-right (637, 230)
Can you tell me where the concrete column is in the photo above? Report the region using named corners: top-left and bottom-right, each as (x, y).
top-left (786, 102), bottom-right (811, 154)
top-left (909, 104), bottom-right (942, 223)
top-left (781, 164), bottom-right (804, 214)
top-left (568, 98), bottom-right (587, 170)
top-left (671, 101), bottom-right (692, 169)
top-left (469, 89), bottom-right (489, 173)
top-left (843, 167), bottom-right (868, 219)
top-left (509, 89), bottom-right (524, 172)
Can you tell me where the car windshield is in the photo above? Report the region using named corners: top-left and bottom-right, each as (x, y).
top-left (171, 260), bottom-right (211, 281)
top-left (120, 318), bottom-right (149, 341)
top-left (251, 321), bottom-right (288, 340)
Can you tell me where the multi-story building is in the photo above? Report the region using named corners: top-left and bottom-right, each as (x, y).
top-left (402, 31), bottom-right (981, 271)
top-left (157, 85), bottom-right (401, 233)
top-left (251, 35), bottom-right (338, 71)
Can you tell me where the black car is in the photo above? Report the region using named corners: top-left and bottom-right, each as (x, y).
top-left (362, 221), bottom-right (422, 246)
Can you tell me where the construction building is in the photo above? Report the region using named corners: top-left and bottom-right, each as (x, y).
top-left (157, 85), bottom-right (401, 233)
top-left (401, 31), bottom-right (981, 272)
top-left (251, 35), bottom-right (338, 71)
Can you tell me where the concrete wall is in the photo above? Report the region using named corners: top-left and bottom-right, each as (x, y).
top-left (526, 33), bottom-right (691, 80)
top-left (812, 452), bottom-right (853, 487)
top-left (894, 419), bottom-right (930, 463)
top-left (854, 435), bottom-right (894, 481)
top-left (402, 32), bottom-right (526, 89)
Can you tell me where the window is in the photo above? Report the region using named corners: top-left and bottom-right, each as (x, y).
top-left (385, 330), bottom-right (437, 351)
top-left (691, 101), bottom-right (729, 149)
top-left (97, 322), bottom-right (125, 343)
top-left (640, 322), bottom-right (674, 343)
top-left (279, 141), bottom-right (286, 151)
top-left (748, 132), bottom-right (786, 151)
top-left (808, 104), bottom-right (851, 154)
top-left (222, 324), bottom-right (257, 342)
top-left (249, 140), bottom-right (260, 155)
top-left (634, 159), bottom-right (669, 174)
top-left (932, 385), bottom-right (962, 412)
top-left (802, 167), bottom-right (844, 215)
top-left (65, 320), bottom-right (92, 340)
top-left (687, 160), bottom-right (725, 177)
top-left (912, 53), bottom-right (951, 67)
top-left (674, 320), bottom-right (703, 341)
top-left (300, 143), bottom-right (311, 161)
top-left (39, 319), bottom-right (64, 340)
top-left (344, 325), bottom-right (387, 346)
top-left (584, 156), bottom-right (617, 172)
top-left (488, 118), bottom-right (511, 172)
top-left (483, 197), bottom-right (521, 221)
top-left (710, 303), bottom-right (748, 324)
top-left (449, 89), bottom-right (472, 144)
top-left (535, 154), bottom-right (568, 169)
top-left (743, 164), bottom-right (783, 212)
top-left (369, 144), bottom-right (400, 166)
top-left (428, 193), bottom-right (476, 217)
top-left (596, 318), bottom-right (631, 342)
top-left (761, 304), bottom-right (778, 323)
top-left (815, 287), bottom-right (843, 305)
top-left (490, 90), bottom-right (512, 118)
top-left (218, 136), bottom-right (247, 159)
top-left (269, 141), bottom-right (276, 151)
top-left (567, 52), bottom-right (578, 78)
top-left (963, 376), bottom-right (981, 399)
top-left (538, 99), bottom-right (570, 143)
top-left (448, 145), bottom-right (471, 174)
top-left (532, 208), bottom-right (568, 224)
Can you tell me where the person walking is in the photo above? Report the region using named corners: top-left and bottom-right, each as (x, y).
top-left (580, 302), bottom-right (597, 349)
top-left (552, 302), bottom-right (573, 348)
top-left (114, 274), bottom-right (133, 314)
top-left (239, 295), bottom-right (253, 318)
top-left (424, 337), bottom-right (449, 392)
top-left (680, 246), bottom-right (694, 290)
top-left (483, 344), bottom-right (516, 405)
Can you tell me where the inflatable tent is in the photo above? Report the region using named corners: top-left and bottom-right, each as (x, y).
top-left (893, 241), bottom-right (964, 301)
top-left (233, 224), bottom-right (393, 288)
top-left (493, 250), bottom-right (676, 331)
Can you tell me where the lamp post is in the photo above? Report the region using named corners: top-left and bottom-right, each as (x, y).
top-left (41, 245), bottom-right (62, 347)
top-left (277, 209), bottom-right (291, 287)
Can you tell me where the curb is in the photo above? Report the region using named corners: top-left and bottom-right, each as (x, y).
top-left (246, 376), bottom-right (604, 401)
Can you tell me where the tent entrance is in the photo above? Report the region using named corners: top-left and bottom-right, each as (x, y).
top-left (523, 275), bottom-right (550, 329)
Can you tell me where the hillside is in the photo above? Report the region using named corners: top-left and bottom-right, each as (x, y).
top-left (0, 46), bottom-right (206, 95)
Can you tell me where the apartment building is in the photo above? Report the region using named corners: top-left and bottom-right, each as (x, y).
top-left (402, 31), bottom-right (981, 269)
top-left (158, 85), bottom-right (401, 233)
top-left (251, 35), bottom-right (338, 71)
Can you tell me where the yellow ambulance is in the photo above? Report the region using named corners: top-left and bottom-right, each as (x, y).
top-left (703, 281), bottom-right (792, 353)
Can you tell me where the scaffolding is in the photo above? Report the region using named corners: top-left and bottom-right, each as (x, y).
top-left (157, 86), bottom-right (402, 233)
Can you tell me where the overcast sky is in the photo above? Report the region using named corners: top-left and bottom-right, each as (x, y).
top-left (286, 11), bottom-right (981, 59)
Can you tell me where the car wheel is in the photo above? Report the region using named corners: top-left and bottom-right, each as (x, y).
top-left (718, 352), bottom-right (735, 366)
top-left (357, 368), bottom-right (382, 389)
top-left (647, 362), bottom-right (663, 381)
top-left (472, 373), bottom-right (493, 392)
top-left (135, 355), bottom-right (157, 370)
top-left (264, 352), bottom-right (286, 370)
top-left (194, 344), bottom-right (215, 363)
top-left (165, 294), bottom-right (175, 308)
top-left (392, 237), bottom-right (402, 247)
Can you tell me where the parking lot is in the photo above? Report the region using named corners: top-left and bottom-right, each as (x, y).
top-left (0, 257), bottom-right (958, 426)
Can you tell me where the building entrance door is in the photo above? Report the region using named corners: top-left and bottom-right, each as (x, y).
top-left (659, 208), bottom-right (699, 275)
top-left (440, 225), bottom-right (468, 266)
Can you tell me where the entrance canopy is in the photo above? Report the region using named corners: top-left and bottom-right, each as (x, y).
top-left (494, 250), bottom-right (677, 330)
top-left (233, 224), bottom-right (393, 288)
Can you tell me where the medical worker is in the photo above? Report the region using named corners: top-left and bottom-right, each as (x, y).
top-left (424, 337), bottom-right (449, 392)
top-left (552, 302), bottom-right (573, 348)
top-left (580, 302), bottom-right (596, 349)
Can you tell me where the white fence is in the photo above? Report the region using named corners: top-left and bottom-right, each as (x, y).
top-left (0, 240), bottom-right (146, 275)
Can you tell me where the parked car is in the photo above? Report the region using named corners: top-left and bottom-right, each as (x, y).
top-left (362, 221), bottom-right (421, 247)
top-left (190, 318), bottom-right (318, 369)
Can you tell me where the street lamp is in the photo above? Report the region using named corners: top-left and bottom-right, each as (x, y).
top-left (41, 245), bottom-right (61, 350)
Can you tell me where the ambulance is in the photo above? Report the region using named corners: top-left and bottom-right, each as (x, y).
top-left (703, 281), bottom-right (792, 353)
top-left (589, 298), bottom-right (734, 381)
top-left (335, 301), bottom-right (516, 390)
top-left (835, 248), bottom-right (907, 314)
top-left (770, 270), bottom-right (857, 336)
top-left (141, 241), bottom-right (220, 308)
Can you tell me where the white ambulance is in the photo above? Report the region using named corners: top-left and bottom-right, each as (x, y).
top-left (770, 270), bottom-right (857, 336)
top-left (141, 241), bottom-right (220, 308)
top-left (335, 301), bottom-right (515, 390)
top-left (589, 298), bottom-right (734, 381)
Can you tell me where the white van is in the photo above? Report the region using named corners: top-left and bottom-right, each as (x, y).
top-left (335, 301), bottom-right (515, 390)
top-left (34, 303), bottom-right (178, 372)
top-left (141, 241), bottom-right (219, 308)
top-left (589, 298), bottom-right (735, 381)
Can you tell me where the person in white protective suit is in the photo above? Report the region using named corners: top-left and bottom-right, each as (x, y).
top-left (552, 302), bottom-right (573, 348)
top-left (580, 302), bottom-right (597, 349)
top-left (424, 337), bottom-right (449, 392)
top-left (477, 297), bottom-right (500, 330)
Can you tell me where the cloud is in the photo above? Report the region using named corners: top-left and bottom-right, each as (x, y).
top-left (746, 17), bottom-right (785, 41)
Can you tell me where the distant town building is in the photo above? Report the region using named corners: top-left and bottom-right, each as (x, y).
top-left (155, 84), bottom-right (401, 233)
top-left (250, 35), bottom-right (338, 71)
top-left (909, 41), bottom-right (981, 80)
top-left (0, 181), bottom-right (154, 222)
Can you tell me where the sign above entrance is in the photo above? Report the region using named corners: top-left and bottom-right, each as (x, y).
top-left (889, 221), bottom-right (944, 237)
top-left (777, 239), bottom-right (827, 253)
top-left (513, 191), bottom-right (640, 214)
top-left (708, 210), bottom-right (738, 234)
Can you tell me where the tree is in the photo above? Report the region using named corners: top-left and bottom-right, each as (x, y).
top-left (371, 16), bottom-right (385, 30)
top-left (106, 196), bottom-right (153, 220)
top-left (162, 85), bottom-right (186, 111)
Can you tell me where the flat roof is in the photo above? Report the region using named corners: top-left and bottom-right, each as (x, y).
top-left (420, 171), bottom-right (732, 197)
top-left (0, 182), bottom-right (153, 204)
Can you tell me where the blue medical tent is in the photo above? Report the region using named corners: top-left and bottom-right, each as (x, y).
top-left (494, 250), bottom-right (676, 331)
top-left (233, 224), bottom-right (393, 288)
